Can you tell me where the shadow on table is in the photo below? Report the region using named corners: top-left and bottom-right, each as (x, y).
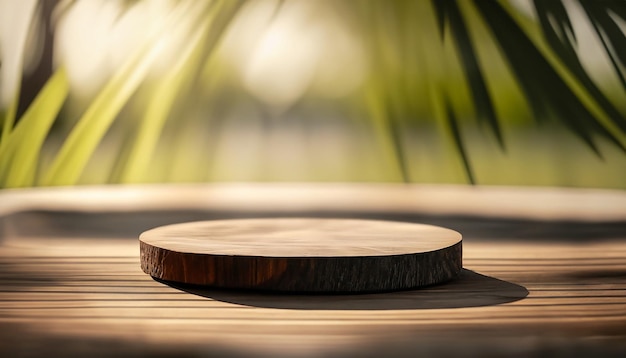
top-left (160, 269), bottom-right (528, 310)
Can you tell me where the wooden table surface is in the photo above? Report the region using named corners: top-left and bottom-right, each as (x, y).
top-left (1, 184), bottom-right (625, 357)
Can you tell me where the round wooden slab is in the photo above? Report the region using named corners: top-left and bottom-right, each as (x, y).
top-left (140, 218), bottom-right (462, 292)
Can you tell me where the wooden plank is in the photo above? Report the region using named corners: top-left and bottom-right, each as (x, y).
top-left (1, 185), bottom-right (625, 356)
top-left (2, 237), bottom-right (626, 358)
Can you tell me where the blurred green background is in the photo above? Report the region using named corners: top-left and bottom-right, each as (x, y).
top-left (1, 0), bottom-right (625, 189)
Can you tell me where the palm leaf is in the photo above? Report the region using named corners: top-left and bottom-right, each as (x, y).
top-left (0, 0), bottom-right (39, 142)
top-left (580, 0), bottom-right (626, 90)
top-left (433, 0), bottom-right (503, 149)
top-left (534, 0), bottom-right (626, 134)
top-left (360, 1), bottom-right (411, 182)
top-left (0, 68), bottom-right (68, 188)
top-left (39, 1), bottom-right (210, 186)
top-left (443, 95), bottom-right (475, 184)
top-left (472, 0), bottom-right (625, 156)
top-left (113, 0), bottom-right (244, 183)
top-left (355, 0), bottom-right (626, 183)
top-left (365, 85), bottom-right (410, 182)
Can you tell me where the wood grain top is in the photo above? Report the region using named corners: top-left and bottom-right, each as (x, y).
top-left (139, 218), bottom-right (461, 257)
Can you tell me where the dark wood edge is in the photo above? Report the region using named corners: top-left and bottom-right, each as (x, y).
top-left (140, 240), bottom-right (462, 293)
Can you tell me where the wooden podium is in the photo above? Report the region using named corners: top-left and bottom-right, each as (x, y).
top-left (140, 218), bottom-right (462, 292)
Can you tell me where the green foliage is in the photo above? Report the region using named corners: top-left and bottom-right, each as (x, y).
top-left (351, 0), bottom-right (625, 183)
top-left (0, 68), bottom-right (68, 188)
top-left (0, 0), bottom-right (624, 188)
top-left (40, 2), bottom-right (212, 186)
top-left (110, 0), bottom-right (243, 184)
top-left (474, 0), bottom-right (624, 154)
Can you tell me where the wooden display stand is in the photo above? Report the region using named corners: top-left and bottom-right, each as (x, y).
top-left (140, 218), bottom-right (462, 292)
